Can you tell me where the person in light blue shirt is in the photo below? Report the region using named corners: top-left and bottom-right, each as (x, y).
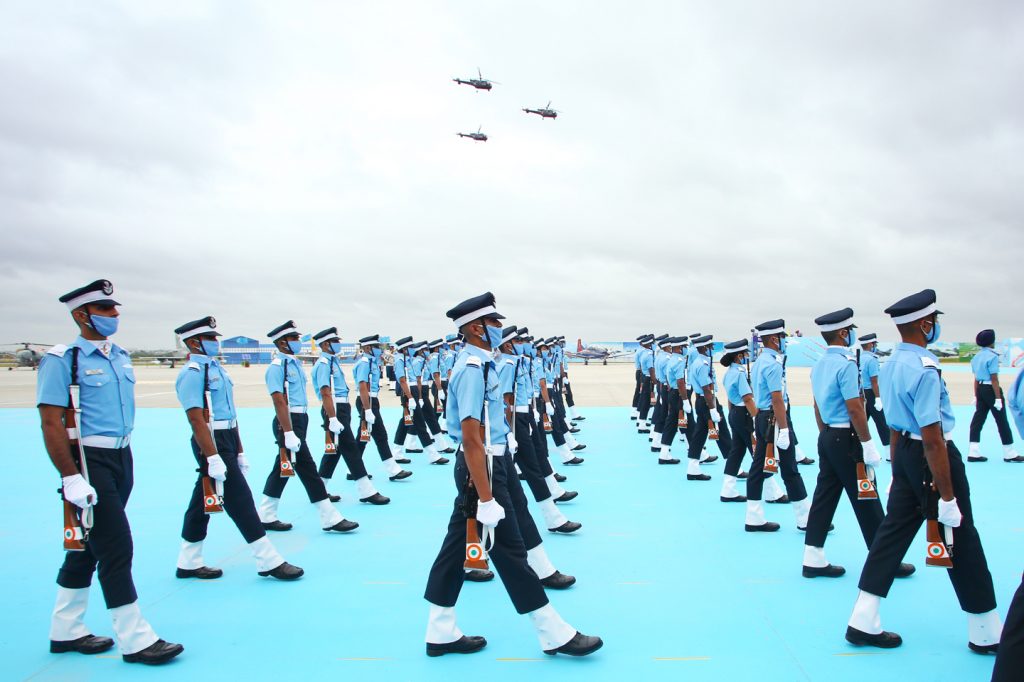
top-left (720, 340), bottom-right (756, 502)
top-left (655, 338), bottom-right (686, 464)
top-left (857, 333), bottom-right (890, 448)
top-left (685, 336), bottom-right (731, 478)
top-left (420, 340), bottom-right (455, 454)
top-left (847, 289), bottom-right (1001, 653)
top-left (650, 337), bottom-right (672, 449)
top-left (967, 329), bottom-right (1020, 462)
top-left (173, 316), bottom-right (302, 583)
top-left (630, 334), bottom-right (650, 421)
top-left (1010, 370), bottom-right (1024, 441)
top-left (353, 334), bottom-right (412, 482)
top-left (636, 337), bottom-right (656, 433)
top-left (803, 309), bottom-right (911, 581)
top-left (257, 320), bottom-right (357, 535)
top-left (424, 292), bottom-right (601, 658)
top-left (38, 279), bottom-right (183, 665)
top-left (310, 327), bottom-right (389, 506)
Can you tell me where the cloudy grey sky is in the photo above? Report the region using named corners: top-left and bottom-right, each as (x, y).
top-left (2, 1), bottom-right (1021, 349)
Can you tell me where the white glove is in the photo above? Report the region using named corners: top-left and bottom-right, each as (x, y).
top-left (417, 399), bottom-right (424, 408)
top-left (62, 473), bottom-right (97, 510)
top-left (328, 417), bottom-right (343, 434)
top-left (476, 498), bottom-right (506, 528)
top-left (545, 403), bottom-right (555, 417)
top-left (283, 430), bottom-right (301, 452)
top-left (564, 379), bottom-right (570, 386)
top-left (532, 408), bottom-right (540, 421)
top-left (439, 389), bottom-right (446, 400)
top-left (709, 408), bottom-right (721, 424)
top-left (994, 399), bottom-right (1004, 411)
top-left (938, 497), bottom-right (963, 528)
top-left (862, 440), bottom-right (882, 468)
top-left (776, 427), bottom-right (791, 450)
top-left (507, 434), bottom-right (518, 454)
top-left (875, 397), bottom-right (884, 410)
top-left (682, 400), bottom-right (692, 414)
top-left (365, 410), bottom-right (376, 425)
top-left (206, 454), bottom-right (227, 482)
top-left (238, 452), bottom-right (250, 475)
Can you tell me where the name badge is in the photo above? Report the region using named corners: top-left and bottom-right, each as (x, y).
top-left (85, 369), bottom-right (104, 376)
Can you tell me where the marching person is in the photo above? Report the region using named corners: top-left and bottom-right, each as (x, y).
top-left (650, 335), bottom-right (673, 452)
top-left (558, 337), bottom-right (584, 422)
top-left (636, 335), bottom-right (656, 434)
top-left (544, 338), bottom-right (586, 449)
top-left (656, 337), bottom-right (687, 465)
top-left (845, 290), bottom-right (1002, 653)
top-left (39, 279), bottom-right (183, 664)
top-left (720, 339), bottom-right (755, 503)
top-left (992, 572), bottom-right (1024, 681)
top-left (630, 334), bottom-right (649, 422)
top-left (422, 340), bottom-right (456, 453)
top-left (423, 293), bottom-right (601, 658)
top-left (174, 317), bottom-right (304, 582)
top-left (744, 319), bottom-right (810, 533)
top-left (257, 321), bottom-right (359, 534)
top-left (353, 334), bottom-right (413, 481)
top-left (392, 337), bottom-right (446, 464)
top-left (523, 333), bottom-right (577, 501)
top-left (968, 329), bottom-right (1022, 463)
top-left (802, 309), bottom-right (914, 580)
top-left (857, 333), bottom-right (890, 450)
top-left (536, 338), bottom-right (585, 466)
top-left (311, 327), bottom-right (390, 505)
top-left (686, 335), bottom-right (732, 481)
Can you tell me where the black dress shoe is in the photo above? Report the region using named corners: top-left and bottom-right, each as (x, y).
top-left (175, 566), bottom-right (223, 580)
top-left (544, 632), bottom-right (603, 656)
top-left (658, 458), bottom-right (681, 465)
top-left (426, 635), bottom-right (487, 657)
top-left (390, 470), bottom-right (413, 481)
top-left (895, 562), bottom-right (916, 578)
top-left (554, 473), bottom-right (567, 482)
top-left (550, 520), bottom-right (582, 534)
top-left (464, 569), bottom-right (494, 582)
top-left (326, 493), bottom-right (342, 503)
top-left (967, 455), bottom-right (988, 462)
top-left (262, 520), bottom-right (293, 532)
top-left (699, 455), bottom-right (719, 464)
top-left (767, 495), bottom-right (790, 504)
top-left (687, 473), bottom-right (712, 481)
top-left (638, 428), bottom-right (650, 433)
top-left (540, 571), bottom-right (577, 589)
top-left (346, 473), bottom-right (372, 480)
top-left (969, 642), bottom-right (999, 655)
top-left (650, 446), bottom-right (661, 453)
top-left (720, 495), bottom-right (747, 502)
top-left (1006, 456), bottom-right (1024, 463)
top-left (395, 457), bottom-right (412, 464)
top-left (431, 457), bottom-right (450, 465)
top-left (566, 456), bottom-right (585, 465)
top-left (50, 634), bottom-right (115, 655)
top-left (324, 519), bottom-right (359, 533)
top-left (406, 447), bottom-right (423, 454)
top-left (258, 561), bottom-right (304, 580)
top-left (360, 492), bottom-right (390, 505)
top-left (738, 471), bottom-right (749, 479)
top-left (845, 626), bottom-right (902, 649)
top-left (803, 564), bottom-right (846, 578)
top-left (569, 427), bottom-right (581, 434)
top-left (441, 447), bottom-right (456, 454)
top-left (555, 490), bottom-right (578, 503)
top-left (571, 443), bottom-right (586, 451)
top-left (798, 523), bottom-right (834, 532)
top-left (122, 639), bottom-right (185, 665)
top-left (745, 522), bottom-right (781, 532)
top-left (798, 457), bottom-right (816, 465)
top-left (574, 415), bottom-right (586, 421)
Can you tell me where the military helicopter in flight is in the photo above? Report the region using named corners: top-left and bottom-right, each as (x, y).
top-left (453, 67), bottom-right (498, 91)
top-left (523, 101), bottom-right (561, 119)
top-left (456, 126), bottom-right (488, 142)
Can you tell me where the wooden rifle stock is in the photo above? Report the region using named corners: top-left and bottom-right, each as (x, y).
top-left (677, 409), bottom-right (687, 430)
top-left (359, 419), bottom-right (371, 443)
top-left (856, 462), bottom-right (878, 500)
top-left (63, 499), bottom-right (86, 551)
top-left (464, 514), bottom-right (489, 570)
top-left (403, 402), bottom-right (413, 426)
top-left (763, 413), bottom-right (779, 473)
top-left (926, 520), bottom-right (953, 567)
top-left (202, 476), bottom-right (225, 513)
top-left (279, 447), bottom-right (295, 477)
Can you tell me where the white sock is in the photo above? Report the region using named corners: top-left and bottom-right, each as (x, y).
top-left (968, 610), bottom-right (1003, 646)
top-left (249, 536), bottom-right (285, 573)
top-left (425, 444), bottom-right (443, 463)
top-left (745, 500), bottom-right (765, 525)
top-left (109, 602), bottom-right (159, 655)
top-left (1003, 444), bottom-right (1019, 460)
top-left (803, 545), bottom-right (828, 568)
top-left (558, 444), bottom-right (574, 464)
top-left (528, 603), bottom-right (576, 651)
top-left (356, 476), bottom-right (377, 499)
top-left (316, 499), bottom-right (344, 528)
top-left (383, 457), bottom-right (401, 476)
top-left (848, 590), bottom-right (883, 635)
top-left (426, 604), bottom-right (463, 645)
top-left (793, 498), bottom-right (811, 528)
top-left (564, 434), bottom-right (580, 449)
top-left (258, 495), bottom-right (281, 523)
top-left (50, 587), bottom-right (90, 641)
top-left (687, 458), bottom-right (701, 475)
top-left (545, 474), bottom-right (566, 499)
top-left (176, 540), bottom-right (204, 570)
top-left (720, 474), bottom-right (739, 498)
top-left (765, 475), bottom-right (785, 501)
top-left (659, 445), bottom-right (673, 461)
top-left (539, 499), bottom-right (568, 530)
top-left (526, 545), bottom-right (557, 580)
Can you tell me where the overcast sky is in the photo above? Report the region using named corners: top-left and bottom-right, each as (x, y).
top-left (2, 1), bottom-right (1021, 349)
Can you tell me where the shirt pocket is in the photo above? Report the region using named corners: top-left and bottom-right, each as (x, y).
top-left (81, 372), bottom-right (113, 388)
top-left (122, 365), bottom-right (137, 383)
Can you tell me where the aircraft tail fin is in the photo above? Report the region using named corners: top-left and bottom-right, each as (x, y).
top-left (577, 338), bottom-right (583, 353)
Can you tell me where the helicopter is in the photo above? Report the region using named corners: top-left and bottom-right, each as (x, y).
top-left (2, 342), bottom-right (52, 369)
top-left (453, 67), bottom-right (497, 91)
top-left (523, 101), bottom-right (561, 119)
top-left (456, 126), bottom-right (488, 142)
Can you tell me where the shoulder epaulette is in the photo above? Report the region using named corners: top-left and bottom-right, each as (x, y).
top-left (357, 357), bottom-right (368, 364)
top-left (271, 358), bottom-right (282, 366)
top-left (504, 358), bottom-right (515, 365)
top-left (46, 344), bottom-right (69, 357)
top-left (187, 361), bottom-right (201, 371)
top-left (466, 356), bottom-right (482, 368)
top-left (315, 357), bottom-right (327, 365)
top-left (921, 356), bottom-right (939, 369)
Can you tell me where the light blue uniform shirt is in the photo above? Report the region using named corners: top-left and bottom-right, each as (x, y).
top-left (446, 345), bottom-right (510, 447)
top-left (175, 354), bottom-right (236, 420)
top-left (498, 353), bottom-right (518, 397)
top-left (542, 353), bottom-right (557, 383)
top-left (879, 342), bottom-right (953, 436)
top-left (265, 353), bottom-right (308, 407)
top-left (724, 363), bottom-right (753, 406)
top-left (971, 347), bottom-right (1000, 382)
top-left (688, 352), bottom-right (713, 392)
top-left (514, 356), bottom-right (533, 407)
top-left (634, 348), bottom-right (643, 370)
top-left (638, 348), bottom-right (654, 374)
top-left (530, 356), bottom-right (542, 395)
top-left (426, 352), bottom-right (441, 383)
top-left (311, 353), bottom-right (350, 401)
top-left (1008, 370), bottom-right (1024, 438)
top-left (655, 351), bottom-right (671, 383)
top-left (352, 353), bottom-right (381, 393)
top-left (811, 347), bottom-right (861, 425)
top-left (752, 347), bottom-right (787, 410)
top-left (666, 354), bottom-right (686, 387)
top-left (411, 355), bottom-right (426, 386)
top-left (860, 350), bottom-right (881, 391)
top-left (37, 337), bottom-right (136, 438)
top-left (442, 349), bottom-right (456, 377)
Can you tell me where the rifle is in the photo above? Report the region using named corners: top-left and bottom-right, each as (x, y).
top-left (464, 361), bottom-right (495, 571)
top-left (854, 347), bottom-right (878, 500)
top-left (358, 353), bottom-right (372, 443)
top-left (278, 356), bottom-right (295, 477)
top-left (62, 347), bottom-right (91, 551)
top-left (707, 351), bottom-right (720, 441)
top-left (202, 364), bottom-right (224, 513)
top-left (324, 355), bottom-right (338, 456)
top-left (746, 335), bottom-right (757, 452)
top-left (924, 484), bottom-right (953, 567)
top-left (763, 411), bottom-right (779, 474)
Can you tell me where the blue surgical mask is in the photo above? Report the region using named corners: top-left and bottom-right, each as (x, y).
top-left (372, 348), bottom-right (382, 359)
top-left (925, 321), bottom-right (941, 344)
top-left (329, 342), bottom-right (341, 354)
top-left (201, 339), bottom-right (220, 356)
top-left (738, 357), bottom-right (748, 366)
top-left (779, 336), bottom-right (787, 354)
top-left (89, 314), bottom-right (119, 337)
top-left (287, 340), bottom-right (302, 354)
top-left (846, 329), bottom-right (857, 348)
top-left (485, 325), bottom-right (504, 350)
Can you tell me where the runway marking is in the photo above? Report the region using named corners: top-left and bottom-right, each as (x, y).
top-left (744, 578), bottom-right (783, 584)
top-left (619, 580), bottom-right (651, 585)
top-left (337, 657), bottom-right (392, 661)
top-left (363, 581), bottom-right (406, 585)
top-left (833, 652), bottom-right (888, 657)
top-left (607, 532), bottom-right (633, 537)
top-left (654, 656), bottom-right (711, 661)
top-left (496, 657), bottom-right (546, 662)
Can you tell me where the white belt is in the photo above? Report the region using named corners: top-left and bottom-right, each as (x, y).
top-left (423, 380), bottom-right (433, 387)
top-left (829, 422), bottom-right (851, 428)
top-left (289, 406), bottom-right (307, 414)
top-left (978, 380), bottom-right (991, 385)
top-left (81, 434), bottom-right (132, 449)
top-left (212, 419), bottom-right (238, 430)
top-left (905, 431), bottom-right (954, 441)
top-left (369, 391), bottom-right (379, 398)
top-left (515, 406), bottom-right (531, 413)
top-left (334, 395), bottom-right (351, 404)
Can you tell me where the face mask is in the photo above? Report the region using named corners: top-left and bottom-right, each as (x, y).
top-left (846, 330), bottom-right (857, 348)
top-left (287, 340), bottom-right (302, 354)
top-left (512, 343), bottom-right (523, 355)
top-left (778, 336), bottom-right (787, 354)
top-left (89, 314), bottom-right (119, 337)
top-left (201, 339), bottom-right (220, 356)
top-left (924, 321), bottom-right (941, 344)
top-left (372, 348), bottom-right (382, 359)
top-left (738, 357), bottom-right (748, 365)
top-left (329, 342), bottom-right (341, 354)
top-left (484, 325), bottom-right (504, 350)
